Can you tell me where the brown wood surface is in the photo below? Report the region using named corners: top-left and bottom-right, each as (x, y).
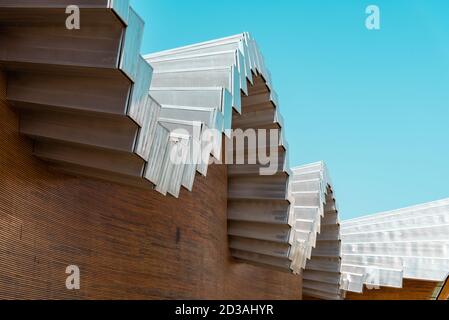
top-left (345, 279), bottom-right (439, 300)
top-left (0, 70), bottom-right (302, 300)
top-left (437, 277), bottom-right (449, 300)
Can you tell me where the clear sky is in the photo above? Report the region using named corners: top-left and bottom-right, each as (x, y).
top-left (130, 0), bottom-right (449, 220)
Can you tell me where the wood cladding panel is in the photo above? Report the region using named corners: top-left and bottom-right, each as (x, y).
top-left (437, 278), bottom-right (449, 300)
top-left (0, 71), bottom-right (301, 300)
top-left (345, 279), bottom-right (439, 300)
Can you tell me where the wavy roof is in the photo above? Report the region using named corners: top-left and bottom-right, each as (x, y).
top-left (341, 198), bottom-right (449, 294)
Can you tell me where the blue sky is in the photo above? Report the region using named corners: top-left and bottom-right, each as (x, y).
top-left (130, 0), bottom-right (449, 220)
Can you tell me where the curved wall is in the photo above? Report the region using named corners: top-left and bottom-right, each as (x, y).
top-left (0, 71), bottom-right (301, 299)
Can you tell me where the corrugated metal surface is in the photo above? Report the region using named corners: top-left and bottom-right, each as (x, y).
top-left (290, 162), bottom-right (345, 300)
top-left (0, 1), bottom-right (156, 188)
top-left (145, 33), bottom-right (282, 195)
top-left (0, 7), bottom-right (296, 275)
top-left (1, 69), bottom-right (303, 299)
top-left (147, 33), bottom-right (295, 272)
top-left (2, 2), bottom-right (448, 298)
top-left (340, 198), bottom-right (449, 294)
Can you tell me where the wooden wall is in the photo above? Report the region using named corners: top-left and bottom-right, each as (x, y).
top-left (345, 279), bottom-right (439, 300)
top-left (0, 70), bottom-right (302, 300)
top-left (437, 278), bottom-right (449, 300)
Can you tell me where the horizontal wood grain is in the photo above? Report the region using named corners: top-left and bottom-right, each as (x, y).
top-left (437, 277), bottom-right (449, 300)
top-left (0, 70), bottom-right (302, 300)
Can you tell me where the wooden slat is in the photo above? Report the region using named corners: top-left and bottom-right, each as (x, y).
top-left (437, 277), bottom-right (449, 300)
top-left (0, 69), bottom-right (302, 299)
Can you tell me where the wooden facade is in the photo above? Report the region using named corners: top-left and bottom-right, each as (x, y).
top-left (437, 277), bottom-right (449, 300)
top-left (1, 2), bottom-right (445, 301)
top-left (0, 70), bottom-right (302, 299)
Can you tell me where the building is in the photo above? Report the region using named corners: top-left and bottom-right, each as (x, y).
top-left (0, 1), bottom-right (447, 300)
top-left (341, 198), bottom-right (449, 300)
